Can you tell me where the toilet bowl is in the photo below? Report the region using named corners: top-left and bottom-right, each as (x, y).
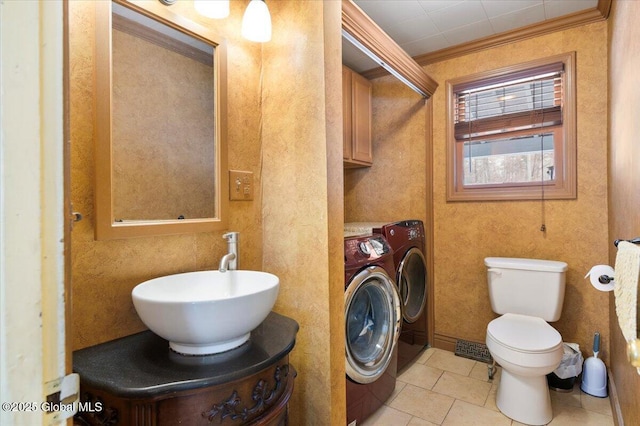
top-left (484, 257), bottom-right (567, 425)
top-left (487, 313), bottom-right (563, 425)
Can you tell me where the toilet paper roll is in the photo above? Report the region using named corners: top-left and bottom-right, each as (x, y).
top-left (584, 265), bottom-right (615, 292)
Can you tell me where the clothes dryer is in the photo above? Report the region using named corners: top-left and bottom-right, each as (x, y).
top-left (345, 221), bottom-right (429, 371)
top-left (344, 234), bottom-right (401, 425)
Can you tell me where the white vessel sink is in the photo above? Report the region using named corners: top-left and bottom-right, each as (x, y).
top-left (132, 270), bottom-right (279, 355)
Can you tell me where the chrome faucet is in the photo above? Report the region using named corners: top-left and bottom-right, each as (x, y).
top-left (219, 232), bottom-right (239, 272)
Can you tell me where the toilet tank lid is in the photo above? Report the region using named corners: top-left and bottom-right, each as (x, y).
top-left (485, 257), bottom-right (568, 272)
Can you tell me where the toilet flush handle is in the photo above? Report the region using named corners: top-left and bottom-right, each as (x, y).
top-left (487, 268), bottom-right (502, 278)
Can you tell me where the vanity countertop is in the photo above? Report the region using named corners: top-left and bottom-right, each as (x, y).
top-left (73, 312), bottom-right (299, 399)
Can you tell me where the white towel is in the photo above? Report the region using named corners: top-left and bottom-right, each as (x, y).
top-left (613, 241), bottom-right (640, 343)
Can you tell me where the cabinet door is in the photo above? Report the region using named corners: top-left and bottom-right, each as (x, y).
top-left (351, 71), bottom-right (372, 164)
top-left (342, 66), bottom-right (353, 161)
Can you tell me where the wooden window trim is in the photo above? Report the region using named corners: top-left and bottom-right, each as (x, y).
top-left (453, 127), bottom-right (565, 200)
top-left (446, 52), bottom-right (577, 202)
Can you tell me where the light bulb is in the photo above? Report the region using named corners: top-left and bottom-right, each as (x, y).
top-left (194, 0), bottom-right (230, 19)
top-left (241, 0), bottom-right (271, 42)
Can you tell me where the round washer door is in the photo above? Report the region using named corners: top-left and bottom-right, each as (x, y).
top-left (397, 247), bottom-right (427, 323)
top-left (345, 265), bottom-right (401, 384)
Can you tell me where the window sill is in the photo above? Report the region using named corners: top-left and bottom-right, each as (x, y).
top-left (446, 184), bottom-right (577, 202)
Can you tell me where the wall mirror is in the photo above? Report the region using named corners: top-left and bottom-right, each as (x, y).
top-left (94, 0), bottom-right (228, 240)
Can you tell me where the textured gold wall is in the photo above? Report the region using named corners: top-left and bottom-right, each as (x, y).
top-left (323, 1), bottom-right (348, 424)
top-left (344, 78), bottom-right (429, 224)
top-left (345, 22), bottom-right (610, 360)
top-left (70, 0), bottom-right (344, 422)
top-left (261, 1), bottom-right (345, 423)
top-left (608, 0), bottom-right (640, 423)
top-left (426, 22), bottom-right (610, 359)
top-left (70, 0), bottom-right (264, 349)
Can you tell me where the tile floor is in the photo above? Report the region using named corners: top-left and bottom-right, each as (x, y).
top-left (362, 348), bottom-right (614, 426)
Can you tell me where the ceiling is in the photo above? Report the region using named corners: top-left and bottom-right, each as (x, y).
top-left (342, 0), bottom-right (598, 73)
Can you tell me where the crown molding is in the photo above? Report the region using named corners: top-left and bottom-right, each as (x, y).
top-left (361, 0), bottom-right (611, 80)
top-left (342, 0), bottom-right (438, 97)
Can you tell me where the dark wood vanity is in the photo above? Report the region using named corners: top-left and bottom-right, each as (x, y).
top-left (73, 313), bottom-right (298, 425)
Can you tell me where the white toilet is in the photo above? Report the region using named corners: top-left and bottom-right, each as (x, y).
top-left (485, 257), bottom-right (568, 425)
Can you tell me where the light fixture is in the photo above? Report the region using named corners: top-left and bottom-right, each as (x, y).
top-left (193, 0), bottom-right (230, 19)
top-left (241, 0), bottom-right (272, 42)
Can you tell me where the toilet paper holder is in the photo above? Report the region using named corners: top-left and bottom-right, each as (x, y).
top-left (598, 274), bottom-right (615, 284)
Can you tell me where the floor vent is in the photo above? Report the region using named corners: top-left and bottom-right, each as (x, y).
top-left (454, 339), bottom-right (493, 364)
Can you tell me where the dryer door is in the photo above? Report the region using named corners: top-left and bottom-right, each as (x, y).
top-left (345, 266), bottom-right (401, 384)
top-left (398, 247), bottom-right (427, 323)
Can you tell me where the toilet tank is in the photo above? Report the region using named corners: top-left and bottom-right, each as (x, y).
top-left (485, 257), bottom-right (568, 321)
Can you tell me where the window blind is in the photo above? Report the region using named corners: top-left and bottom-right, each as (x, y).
top-left (454, 62), bottom-right (564, 140)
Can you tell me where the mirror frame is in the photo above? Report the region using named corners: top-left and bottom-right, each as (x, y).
top-left (94, 0), bottom-right (228, 240)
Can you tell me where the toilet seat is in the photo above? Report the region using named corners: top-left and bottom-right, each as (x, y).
top-left (486, 314), bottom-right (564, 425)
top-left (487, 313), bottom-right (562, 354)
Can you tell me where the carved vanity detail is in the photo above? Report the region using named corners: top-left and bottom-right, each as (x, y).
top-left (200, 364), bottom-right (292, 424)
top-left (73, 313), bottom-right (298, 425)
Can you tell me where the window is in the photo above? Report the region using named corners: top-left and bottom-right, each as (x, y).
top-left (446, 52), bottom-right (576, 201)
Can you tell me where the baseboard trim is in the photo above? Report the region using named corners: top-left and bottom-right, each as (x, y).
top-left (433, 333), bottom-right (457, 352)
top-left (608, 369), bottom-right (624, 426)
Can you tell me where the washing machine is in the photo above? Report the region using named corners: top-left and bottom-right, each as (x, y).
top-left (345, 221), bottom-right (429, 371)
top-left (344, 234), bottom-right (402, 425)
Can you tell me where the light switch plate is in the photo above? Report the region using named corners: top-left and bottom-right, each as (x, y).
top-left (229, 170), bottom-right (254, 201)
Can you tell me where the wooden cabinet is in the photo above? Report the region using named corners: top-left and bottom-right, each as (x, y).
top-left (73, 313), bottom-right (299, 426)
top-left (343, 65), bottom-right (372, 167)
top-left (75, 359), bottom-right (295, 426)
